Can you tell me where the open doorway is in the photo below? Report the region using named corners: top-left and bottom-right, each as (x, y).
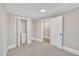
top-left (41, 19), bottom-right (50, 44)
top-left (16, 17), bottom-right (28, 47)
top-left (41, 16), bottom-right (63, 49)
top-left (20, 19), bottom-right (27, 45)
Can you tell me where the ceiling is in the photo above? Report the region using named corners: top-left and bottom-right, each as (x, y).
top-left (4, 3), bottom-right (79, 20)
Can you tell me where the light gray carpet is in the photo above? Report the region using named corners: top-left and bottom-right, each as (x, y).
top-left (7, 40), bottom-right (76, 56)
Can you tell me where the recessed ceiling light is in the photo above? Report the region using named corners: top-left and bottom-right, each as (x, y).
top-left (40, 9), bottom-right (46, 12)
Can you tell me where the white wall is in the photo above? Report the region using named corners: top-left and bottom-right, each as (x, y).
top-left (31, 20), bottom-right (35, 38)
top-left (8, 14), bottom-right (16, 47)
top-left (43, 20), bottom-right (50, 38)
top-left (63, 7), bottom-right (79, 51)
top-left (27, 18), bottom-right (32, 43)
top-left (0, 4), bottom-right (8, 56)
top-left (32, 20), bottom-right (41, 41)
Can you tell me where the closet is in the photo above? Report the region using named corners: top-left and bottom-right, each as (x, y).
top-left (15, 16), bottom-right (31, 46)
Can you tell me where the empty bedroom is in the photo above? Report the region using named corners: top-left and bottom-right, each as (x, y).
top-left (0, 3), bottom-right (79, 56)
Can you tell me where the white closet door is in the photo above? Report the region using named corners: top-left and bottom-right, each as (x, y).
top-left (50, 16), bottom-right (63, 49)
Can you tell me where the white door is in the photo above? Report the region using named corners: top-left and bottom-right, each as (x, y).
top-left (50, 16), bottom-right (63, 49)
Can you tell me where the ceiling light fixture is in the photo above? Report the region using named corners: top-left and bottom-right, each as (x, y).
top-left (40, 9), bottom-right (46, 13)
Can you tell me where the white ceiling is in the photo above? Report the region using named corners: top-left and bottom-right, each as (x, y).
top-left (4, 3), bottom-right (79, 20)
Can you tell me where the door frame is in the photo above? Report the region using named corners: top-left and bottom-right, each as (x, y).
top-left (15, 16), bottom-right (32, 46)
top-left (41, 16), bottom-right (64, 49)
top-left (41, 19), bottom-right (51, 42)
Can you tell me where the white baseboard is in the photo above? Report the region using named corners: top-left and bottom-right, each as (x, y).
top-left (32, 37), bottom-right (43, 42)
top-left (8, 44), bottom-right (16, 50)
top-left (63, 46), bottom-right (79, 56)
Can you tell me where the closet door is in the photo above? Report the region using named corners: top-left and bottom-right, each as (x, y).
top-left (21, 20), bottom-right (27, 44)
top-left (50, 16), bottom-right (63, 49)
